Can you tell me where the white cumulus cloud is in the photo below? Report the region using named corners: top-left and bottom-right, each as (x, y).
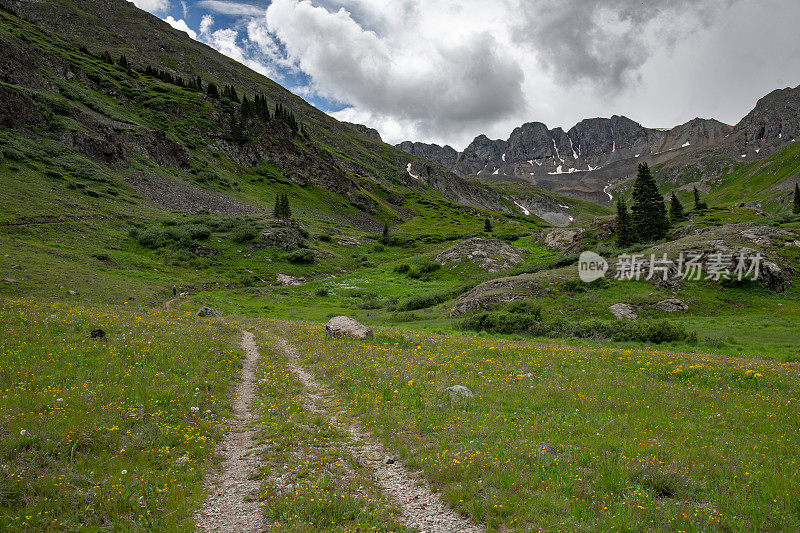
top-left (263, 0), bottom-right (526, 144)
top-left (128, 0), bottom-right (170, 13)
top-left (163, 16), bottom-right (197, 40)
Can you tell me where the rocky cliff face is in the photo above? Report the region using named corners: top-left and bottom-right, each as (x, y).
top-left (343, 122), bottom-right (382, 142)
top-left (396, 141), bottom-right (459, 168)
top-left (730, 85), bottom-right (800, 158)
top-left (402, 160), bottom-right (508, 213)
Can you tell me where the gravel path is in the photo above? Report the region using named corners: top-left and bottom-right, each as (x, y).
top-left (195, 331), bottom-right (264, 532)
top-left (274, 336), bottom-right (483, 533)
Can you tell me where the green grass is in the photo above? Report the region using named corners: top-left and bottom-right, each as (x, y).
top-left (262, 320), bottom-right (800, 532)
top-left (0, 297), bottom-right (241, 530)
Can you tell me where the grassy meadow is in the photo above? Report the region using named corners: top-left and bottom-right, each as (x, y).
top-left (0, 298), bottom-right (240, 530)
top-left (261, 319), bottom-right (800, 532)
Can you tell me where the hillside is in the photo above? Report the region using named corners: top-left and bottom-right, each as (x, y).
top-left (0, 0), bottom-right (520, 224)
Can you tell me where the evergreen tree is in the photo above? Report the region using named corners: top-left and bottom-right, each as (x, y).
top-left (615, 197), bottom-right (635, 246)
top-left (381, 222), bottom-right (389, 244)
top-left (484, 218), bottom-right (492, 233)
top-left (117, 54), bottom-right (129, 71)
top-left (793, 183), bottom-right (800, 215)
top-left (693, 186), bottom-right (707, 211)
top-left (101, 50), bottom-right (114, 64)
top-left (229, 111), bottom-right (244, 142)
top-left (281, 194), bottom-right (291, 220)
top-left (206, 82), bottom-right (219, 99)
top-left (273, 193), bottom-right (282, 218)
top-left (631, 163), bottom-right (669, 242)
top-left (240, 95), bottom-right (252, 120)
top-left (669, 193), bottom-right (685, 223)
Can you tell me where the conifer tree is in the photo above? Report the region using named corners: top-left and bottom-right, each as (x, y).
top-left (484, 218), bottom-right (492, 233)
top-left (206, 82), bottom-right (219, 99)
top-left (669, 193), bottom-right (685, 223)
top-left (631, 163), bottom-right (669, 241)
top-left (381, 222), bottom-right (389, 244)
top-left (273, 193), bottom-right (282, 218)
top-left (616, 197), bottom-right (635, 246)
top-left (280, 194), bottom-right (291, 221)
top-left (117, 54), bottom-right (129, 71)
top-left (693, 186), bottom-right (707, 211)
top-left (793, 183), bottom-right (800, 215)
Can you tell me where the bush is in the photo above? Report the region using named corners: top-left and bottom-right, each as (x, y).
top-left (136, 227), bottom-right (167, 249)
top-left (462, 312), bottom-right (542, 334)
top-left (397, 286), bottom-right (463, 311)
top-left (497, 231), bottom-right (522, 242)
top-left (230, 223), bottom-right (260, 243)
top-left (463, 314), bottom-right (688, 344)
top-left (3, 147), bottom-right (24, 161)
top-left (285, 248), bottom-right (315, 264)
top-left (318, 234), bottom-right (332, 242)
top-left (180, 224), bottom-right (212, 240)
top-left (505, 300), bottom-right (542, 318)
top-left (315, 288), bottom-right (329, 297)
top-left (394, 264), bottom-right (410, 274)
top-left (559, 278), bottom-right (610, 293)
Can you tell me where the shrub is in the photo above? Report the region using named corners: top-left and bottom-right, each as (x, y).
top-left (394, 264), bottom-right (410, 274)
top-left (463, 314), bottom-right (688, 344)
top-left (136, 227), bottom-right (167, 249)
top-left (559, 278), bottom-right (610, 293)
top-left (497, 231), bottom-right (522, 242)
top-left (462, 312), bottom-right (542, 334)
top-left (3, 147), bottom-right (24, 161)
top-left (505, 300), bottom-right (542, 318)
top-left (230, 224), bottom-right (260, 243)
top-left (318, 234), bottom-right (332, 242)
top-left (398, 287), bottom-right (462, 311)
top-left (285, 248), bottom-right (315, 264)
top-left (314, 288), bottom-right (329, 297)
top-left (180, 224), bottom-right (212, 240)
top-left (407, 259), bottom-right (441, 280)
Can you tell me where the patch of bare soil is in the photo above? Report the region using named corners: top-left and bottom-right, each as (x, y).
top-left (195, 331), bottom-right (264, 532)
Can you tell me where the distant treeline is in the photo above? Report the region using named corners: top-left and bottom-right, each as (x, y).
top-left (85, 47), bottom-right (305, 138)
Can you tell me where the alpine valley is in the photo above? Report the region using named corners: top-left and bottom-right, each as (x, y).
top-left (1, 1), bottom-right (799, 531)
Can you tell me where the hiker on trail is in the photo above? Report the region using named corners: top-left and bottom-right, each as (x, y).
top-left (173, 285), bottom-right (177, 296)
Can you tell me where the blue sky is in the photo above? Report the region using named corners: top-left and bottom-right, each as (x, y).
top-left (130, 0), bottom-right (800, 148)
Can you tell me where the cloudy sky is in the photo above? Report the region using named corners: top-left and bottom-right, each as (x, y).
top-left (131, 0), bottom-right (800, 148)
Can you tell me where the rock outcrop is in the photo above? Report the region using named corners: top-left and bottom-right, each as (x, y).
top-left (436, 237), bottom-right (531, 272)
top-left (343, 122), bottom-right (382, 142)
top-left (396, 141), bottom-right (459, 168)
top-left (255, 227), bottom-right (304, 251)
top-left (609, 303), bottom-right (637, 320)
top-left (654, 299), bottom-right (688, 312)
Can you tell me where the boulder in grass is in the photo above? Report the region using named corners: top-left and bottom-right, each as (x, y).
top-left (196, 307), bottom-right (221, 317)
top-left (654, 298), bottom-right (688, 312)
top-left (609, 303), bottom-right (637, 320)
top-left (445, 385), bottom-right (474, 398)
top-left (325, 316), bottom-right (373, 339)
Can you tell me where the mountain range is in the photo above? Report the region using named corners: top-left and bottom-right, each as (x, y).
top-left (397, 85), bottom-right (800, 205)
